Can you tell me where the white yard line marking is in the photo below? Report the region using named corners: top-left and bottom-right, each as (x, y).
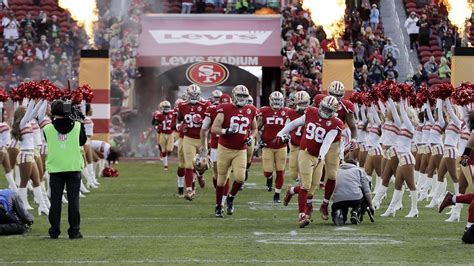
top-left (256, 236), bottom-right (402, 245)
top-left (0, 259), bottom-right (414, 264)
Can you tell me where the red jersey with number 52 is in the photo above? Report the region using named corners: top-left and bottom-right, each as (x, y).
top-left (217, 103), bottom-right (257, 150)
top-left (287, 108), bottom-right (304, 147)
top-left (258, 106), bottom-right (290, 149)
top-left (178, 100), bottom-right (211, 139)
top-left (300, 106), bottom-right (343, 157)
top-left (204, 105), bottom-right (219, 149)
top-left (154, 112), bottom-right (176, 134)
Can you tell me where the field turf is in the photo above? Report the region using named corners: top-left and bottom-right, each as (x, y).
top-left (0, 161), bottom-right (471, 265)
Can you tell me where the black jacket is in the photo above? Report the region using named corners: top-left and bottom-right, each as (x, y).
top-left (43, 118), bottom-right (87, 146)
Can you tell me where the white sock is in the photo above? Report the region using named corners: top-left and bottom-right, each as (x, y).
top-left (221, 195), bottom-right (227, 206)
top-left (409, 190), bottom-right (418, 211)
top-left (5, 171), bottom-right (17, 191)
top-left (290, 186), bottom-right (295, 194)
top-left (177, 176), bottom-right (184, 188)
top-left (18, 187), bottom-right (30, 209)
top-left (33, 186), bottom-right (47, 209)
top-left (453, 195), bottom-right (457, 203)
top-left (466, 222), bottom-right (474, 229)
top-left (275, 188), bottom-right (281, 193)
top-left (454, 182), bottom-right (459, 195)
top-left (163, 156), bottom-right (168, 166)
top-left (14, 166), bottom-right (20, 186)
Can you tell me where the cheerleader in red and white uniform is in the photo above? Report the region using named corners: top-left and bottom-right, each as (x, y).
top-left (426, 99), bottom-right (462, 208)
top-left (82, 102), bottom-right (99, 189)
top-left (364, 103), bottom-right (383, 194)
top-left (354, 104), bottom-right (368, 168)
top-left (372, 100), bottom-right (400, 209)
top-left (32, 100), bottom-right (51, 207)
top-left (381, 98), bottom-right (419, 217)
top-left (0, 104), bottom-right (15, 191)
top-left (420, 99), bottom-right (445, 202)
top-left (416, 106), bottom-right (432, 200)
top-left (413, 112), bottom-right (424, 185)
top-left (12, 99), bottom-right (49, 215)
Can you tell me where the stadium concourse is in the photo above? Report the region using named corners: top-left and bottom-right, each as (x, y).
top-left (2, 0), bottom-right (474, 264)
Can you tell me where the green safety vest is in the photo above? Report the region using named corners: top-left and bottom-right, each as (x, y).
top-left (43, 122), bottom-right (84, 173)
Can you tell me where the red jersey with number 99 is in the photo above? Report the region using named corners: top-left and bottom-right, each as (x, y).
top-left (287, 108), bottom-right (304, 147)
top-left (300, 107), bottom-right (343, 157)
top-left (258, 106), bottom-right (290, 149)
top-left (178, 100), bottom-right (211, 139)
top-left (217, 103), bottom-right (257, 150)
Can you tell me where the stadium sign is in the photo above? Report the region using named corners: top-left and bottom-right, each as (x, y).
top-left (186, 62), bottom-right (229, 87)
top-left (151, 30), bottom-right (272, 46)
top-left (137, 14), bottom-right (282, 67)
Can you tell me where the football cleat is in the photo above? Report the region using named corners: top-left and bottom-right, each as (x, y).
top-left (273, 193), bottom-right (281, 203)
top-left (283, 185), bottom-right (293, 206)
top-left (298, 213), bottom-right (311, 228)
top-left (320, 202), bottom-right (329, 220)
top-left (306, 201), bottom-right (314, 219)
top-left (226, 196), bottom-right (234, 215)
top-left (350, 211), bottom-right (360, 225)
top-left (266, 177), bottom-right (273, 192)
top-left (438, 192), bottom-right (454, 213)
top-left (333, 209), bottom-right (344, 226)
top-left (215, 205), bottom-right (224, 218)
top-left (184, 190), bottom-right (195, 201)
top-left (176, 187), bottom-right (184, 198)
top-left (164, 166), bottom-right (169, 171)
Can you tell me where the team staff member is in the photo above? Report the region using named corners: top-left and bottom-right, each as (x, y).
top-left (43, 100), bottom-right (87, 239)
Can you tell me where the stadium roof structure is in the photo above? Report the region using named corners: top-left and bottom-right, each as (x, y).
top-left (137, 14), bottom-right (282, 68)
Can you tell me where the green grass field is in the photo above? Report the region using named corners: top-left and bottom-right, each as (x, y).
top-left (0, 161), bottom-right (471, 265)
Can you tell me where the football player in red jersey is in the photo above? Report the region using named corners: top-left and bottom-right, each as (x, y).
top-left (211, 85), bottom-right (257, 217)
top-left (258, 91), bottom-right (290, 202)
top-left (286, 91), bottom-right (311, 183)
top-left (313, 80), bottom-right (357, 220)
top-left (173, 99), bottom-right (186, 197)
top-left (151, 107), bottom-right (163, 158)
top-left (278, 95), bottom-right (343, 227)
top-left (153, 101), bottom-right (176, 170)
top-left (200, 91), bottom-right (232, 206)
top-left (176, 84), bottom-right (211, 200)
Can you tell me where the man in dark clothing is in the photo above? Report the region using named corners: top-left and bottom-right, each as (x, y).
top-left (0, 189), bottom-right (34, 235)
top-left (43, 100), bottom-right (87, 239)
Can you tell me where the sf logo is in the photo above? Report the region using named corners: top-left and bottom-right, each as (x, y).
top-left (198, 64), bottom-right (222, 83)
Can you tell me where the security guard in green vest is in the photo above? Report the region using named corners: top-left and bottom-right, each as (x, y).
top-left (44, 100), bottom-right (87, 239)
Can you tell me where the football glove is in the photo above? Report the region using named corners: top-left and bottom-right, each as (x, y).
top-left (244, 137), bottom-right (254, 146)
top-left (222, 127), bottom-right (239, 135)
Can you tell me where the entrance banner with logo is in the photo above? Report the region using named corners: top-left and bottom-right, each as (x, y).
top-left (137, 14), bottom-right (282, 67)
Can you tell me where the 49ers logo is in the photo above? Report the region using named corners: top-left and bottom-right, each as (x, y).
top-left (186, 62), bottom-right (229, 87)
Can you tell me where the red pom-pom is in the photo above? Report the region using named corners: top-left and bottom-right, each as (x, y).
top-left (374, 80), bottom-right (395, 102)
top-left (68, 89), bottom-right (84, 104)
top-left (0, 88), bottom-right (8, 102)
top-left (452, 81), bottom-right (474, 106)
top-left (78, 84), bottom-right (94, 103)
top-left (102, 167), bottom-right (119, 177)
top-left (40, 80), bottom-right (63, 101)
top-left (431, 82), bottom-right (454, 100)
top-left (389, 83), bottom-right (401, 102)
top-left (25, 81), bottom-right (46, 99)
top-left (416, 84), bottom-right (434, 108)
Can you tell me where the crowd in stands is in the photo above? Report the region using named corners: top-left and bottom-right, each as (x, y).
top-left (95, 0), bottom-right (143, 109)
top-left (0, 0), bottom-right (88, 91)
top-left (280, 0), bottom-right (402, 96)
top-left (402, 0), bottom-right (474, 90)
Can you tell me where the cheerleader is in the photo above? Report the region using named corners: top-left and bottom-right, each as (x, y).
top-left (12, 99), bottom-right (49, 215)
top-left (416, 106), bottom-right (432, 201)
top-left (372, 100), bottom-right (400, 209)
top-left (381, 98), bottom-right (419, 217)
top-left (0, 105), bottom-right (15, 191)
top-left (364, 103), bottom-right (383, 194)
top-left (421, 99), bottom-right (445, 203)
top-left (82, 102), bottom-right (98, 189)
top-left (90, 140), bottom-right (121, 176)
top-left (32, 100), bottom-right (50, 207)
top-left (413, 111), bottom-right (424, 188)
top-left (426, 99), bottom-right (461, 208)
top-left (354, 104), bottom-right (368, 168)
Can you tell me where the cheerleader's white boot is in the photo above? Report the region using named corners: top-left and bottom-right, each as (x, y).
top-left (5, 171), bottom-right (18, 192)
top-left (18, 187), bottom-right (33, 210)
top-left (445, 204), bottom-right (461, 222)
top-left (381, 189), bottom-right (403, 217)
top-left (33, 186), bottom-right (49, 216)
top-left (405, 191), bottom-right (419, 218)
top-left (373, 185), bottom-right (388, 210)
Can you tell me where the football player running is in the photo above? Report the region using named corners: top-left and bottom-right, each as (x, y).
top-left (277, 95), bottom-right (343, 227)
top-left (153, 101), bottom-right (176, 170)
top-left (286, 91), bottom-right (310, 184)
top-left (200, 91), bottom-right (232, 206)
top-left (176, 84), bottom-right (211, 200)
top-left (211, 85), bottom-right (257, 217)
top-left (258, 91), bottom-right (290, 202)
top-left (313, 81), bottom-right (357, 220)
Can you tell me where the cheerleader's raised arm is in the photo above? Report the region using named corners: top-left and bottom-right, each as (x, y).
top-left (436, 98), bottom-right (445, 128)
top-left (400, 99), bottom-right (414, 132)
top-left (370, 103), bottom-right (382, 126)
top-left (388, 98), bottom-right (402, 128)
top-left (445, 99), bottom-right (462, 128)
top-left (426, 101), bottom-right (435, 125)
